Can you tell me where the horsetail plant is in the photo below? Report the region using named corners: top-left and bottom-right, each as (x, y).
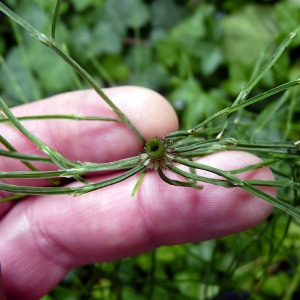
top-left (0, 1), bottom-right (300, 221)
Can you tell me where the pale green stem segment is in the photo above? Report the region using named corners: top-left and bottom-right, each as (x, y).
top-left (0, 114), bottom-right (121, 123)
top-left (182, 79), bottom-right (300, 137)
top-left (174, 139), bottom-right (300, 158)
top-left (0, 135), bottom-right (59, 185)
top-left (0, 165), bottom-right (145, 200)
top-left (216, 29), bottom-right (299, 138)
top-left (174, 157), bottom-right (300, 220)
top-left (51, 0), bottom-right (62, 44)
top-left (0, 135), bottom-right (41, 170)
top-left (157, 167), bottom-right (202, 189)
top-left (165, 29), bottom-right (299, 139)
top-left (0, 2), bottom-right (145, 145)
top-left (132, 172), bottom-right (146, 196)
top-left (0, 96), bottom-right (87, 183)
top-left (0, 149), bottom-right (52, 163)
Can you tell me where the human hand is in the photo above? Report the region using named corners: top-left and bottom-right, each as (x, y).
top-left (0, 87), bottom-right (275, 300)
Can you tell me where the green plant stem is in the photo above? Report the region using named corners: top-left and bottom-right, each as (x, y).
top-left (0, 156), bottom-right (140, 180)
top-left (51, 0), bottom-right (62, 44)
top-left (0, 96), bottom-right (86, 183)
top-left (168, 164), bottom-right (231, 187)
top-left (48, 45), bottom-right (145, 144)
top-left (132, 171), bottom-right (146, 196)
top-left (0, 149), bottom-right (53, 163)
top-left (217, 29), bottom-right (298, 138)
top-left (174, 157), bottom-right (300, 219)
top-left (174, 138), bottom-right (300, 158)
top-left (190, 79), bottom-right (300, 135)
top-left (0, 2), bottom-right (145, 145)
top-left (0, 114), bottom-right (121, 123)
top-left (0, 165), bottom-right (145, 198)
top-left (157, 167), bottom-right (202, 189)
top-left (0, 135), bottom-right (59, 185)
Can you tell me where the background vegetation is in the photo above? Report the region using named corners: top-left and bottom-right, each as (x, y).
top-left (1, 0), bottom-right (300, 299)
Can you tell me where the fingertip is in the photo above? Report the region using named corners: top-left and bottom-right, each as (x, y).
top-left (8, 87), bottom-right (178, 163)
top-left (105, 86), bottom-right (179, 140)
top-left (136, 151), bottom-right (275, 243)
top-left (194, 150), bottom-right (275, 233)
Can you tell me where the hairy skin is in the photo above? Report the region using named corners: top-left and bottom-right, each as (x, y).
top-left (0, 87), bottom-right (274, 300)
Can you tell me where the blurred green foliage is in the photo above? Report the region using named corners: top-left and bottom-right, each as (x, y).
top-left (2, 0), bottom-right (300, 131)
top-left (1, 0), bottom-right (300, 299)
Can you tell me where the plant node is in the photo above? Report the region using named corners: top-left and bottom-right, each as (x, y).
top-left (140, 136), bottom-right (176, 171)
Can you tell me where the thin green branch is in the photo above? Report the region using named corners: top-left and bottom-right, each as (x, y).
top-left (157, 168), bottom-right (202, 189)
top-left (245, 180), bottom-right (299, 189)
top-left (0, 135), bottom-right (58, 184)
top-left (191, 79), bottom-right (300, 135)
top-left (63, 156), bottom-right (141, 175)
top-left (0, 156), bottom-right (141, 179)
top-left (174, 157), bottom-right (300, 219)
top-left (73, 164), bottom-right (146, 195)
top-left (51, 0), bottom-right (62, 44)
top-left (241, 182), bottom-right (300, 219)
top-left (0, 165), bottom-right (145, 198)
top-left (226, 80), bottom-right (300, 115)
top-left (132, 172), bottom-right (146, 196)
top-left (174, 138), bottom-right (300, 159)
top-left (217, 29), bottom-right (298, 138)
top-left (0, 96), bottom-right (86, 182)
top-left (0, 2), bottom-right (145, 145)
top-left (0, 114), bottom-right (121, 123)
top-left (228, 158), bottom-right (280, 174)
top-left (48, 45), bottom-right (145, 144)
top-left (0, 149), bottom-right (53, 163)
top-left (0, 155), bottom-right (140, 180)
top-left (168, 164), bottom-right (230, 187)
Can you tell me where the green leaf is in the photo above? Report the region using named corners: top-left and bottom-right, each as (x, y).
top-left (92, 22), bottom-right (124, 55)
top-left (222, 4), bottom-right (278, 65)
top-left (0, 47), bottom-right (40, 103)
top-left (276, 2), bottom-right (300, 38)
top-left (105, 0), bottom-right (150, 29)
top-left (28, 44), bottom-right (75, 94)
top-left (222, 4), bottom-right (279, 94)
top-left (69, 0), bottom-right (105, 12)
top-left (156, 3), bottom-right (215, 69)
top-left (169, 77), bottom-right (226, 129)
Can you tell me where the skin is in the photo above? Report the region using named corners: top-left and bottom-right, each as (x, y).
top-left (0, 86), bottom-right (275, 300)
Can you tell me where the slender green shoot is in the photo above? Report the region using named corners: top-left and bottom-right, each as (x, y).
top-left (0, 2), bottom-right (145, 144)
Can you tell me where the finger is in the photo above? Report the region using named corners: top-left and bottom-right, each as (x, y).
top-left (0, 86), bottom-right (178, 214)
top-left (1, 86), bottom-right (178, 167)
top-left (0, 151), bottom-right (274, 299)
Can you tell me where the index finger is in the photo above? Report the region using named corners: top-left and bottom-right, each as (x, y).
top-left (1, 86), bottom-right (178, 166)
top-left (0, 86), bottom-right (178, 213)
